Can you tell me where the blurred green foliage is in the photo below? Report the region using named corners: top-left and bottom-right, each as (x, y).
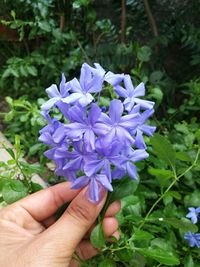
top-left (0, 0), bottom-right (200, 266)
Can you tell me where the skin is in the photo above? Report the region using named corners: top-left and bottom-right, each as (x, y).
top-left (0, 182), bottom-right (120, 267)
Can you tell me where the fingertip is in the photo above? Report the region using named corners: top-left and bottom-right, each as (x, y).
top-left (111, 230), bottom-right (120, 241)
top-left (102, 217), bottom-right (119, 237)
top-left (105, 200), bottom-right (121, 217)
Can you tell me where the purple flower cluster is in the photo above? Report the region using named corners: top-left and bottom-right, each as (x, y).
top-left (184, 207), bottom-right (200, 248)
top-left (39, 63), bottom-right (156, 202)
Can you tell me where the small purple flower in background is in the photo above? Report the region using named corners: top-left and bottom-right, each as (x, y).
top-left (184, 232), bottom-right (200, 248)
top-left (39, 62), bottom-right (156, 202)
top-left (186, 207), bottom-right (200, 224)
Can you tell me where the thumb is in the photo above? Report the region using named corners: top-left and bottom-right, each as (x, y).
top-left (40, 186), bottom-right (107, 256)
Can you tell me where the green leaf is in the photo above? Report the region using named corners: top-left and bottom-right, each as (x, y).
top-left (176, 151), bottom-right (192, 162)
top-left (184, 190), bottom-right (200, 207)
top-left (5, 148), bottom-right (15, 159)
top-left (150, 134), bottom-right (176, 168)
top-left (26, 66), bottom-right (37, 76)
top-left (195, 129), bottom-right (200, 145)
top-left (98, 259), bottom-right (116, 267)
top-left (184, 254), bottom-right (194, 267)
top-left (148, 168), bottom-right (173, 179)
top-left (31, 182), bottom-right (43, 193)
top-left (121, 195), bottom-right (140, 208)
top-left (4, 111), bottom-right (14, 121)
top-left (138, 247), bottom-right (180, 265)
top-left (156, 218), bottom-right (198, 232)
top-left (15, 135), bottom-right (21, 159)
top-left (10, 10), bottom-right (16, 19)
top-left (132, 230), bottom-right (154, 241)
top-left (102, 177), bottom-right (139, 217)
top-left (90, 223), bottom-right (105, 248)
top-left (38, 21), bottom-right (51, 32)
top-left (149, 87), bottom-right (163, 102)
top-left (0, 179), bottom-right (8, 192)
top-left (20, 161), bottom-right (45, 173)
top-left (2, 180), bottom-right (28, 204)
top-left (150, 71), bottom-right (163, 84)
top-left (28, 143), bottom-right (45, 156)
top-left (116, 248), bottom-right (133, 262)
top-left (163, 194), bottom-right (173, 205)
top-left (108, 177), bottom-right (139, 204)
top-left (137, 46), bottom-right (152, 62)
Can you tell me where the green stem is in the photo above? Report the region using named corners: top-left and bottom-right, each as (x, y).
top-left (137, 148), bottom-right (200, 231)
top-left (15, 160), bottom-right (32, 191)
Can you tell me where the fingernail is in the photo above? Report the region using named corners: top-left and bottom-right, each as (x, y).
top-left (85, 186), bottom-right (107, 204)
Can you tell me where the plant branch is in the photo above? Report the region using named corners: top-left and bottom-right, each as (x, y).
top-left (77, 39), bottom-right (91, 64)
top-left (121, 0), bottom-right (127, 43)
top-left (143, 0), bottom-right (158, 37)
top-left (137, 148), bottom-right (200, 231)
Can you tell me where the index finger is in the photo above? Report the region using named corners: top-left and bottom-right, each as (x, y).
top-left (15, 182), bottom-right (80, 221)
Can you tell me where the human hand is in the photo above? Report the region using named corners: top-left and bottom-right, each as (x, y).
top-left (0, 182), bottom-right (120, 267)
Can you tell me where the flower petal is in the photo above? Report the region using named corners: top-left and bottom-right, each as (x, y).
top-left (71, 176), bottom-right (90, 189)
top-left (133, 82), bottom-right (145, 97)
top-left (46, 84), bottom-right (60, 98)
top-left (127, 162), bottom-right (137, 179)
top-left (88, 103), bottom-right (101, 125)
top-left (135, 129), bottom-right (146, 149)
top-left (109, 99), bottom-right (123, 123)
top-left (70, 78), bottom-right (82, 93)
top-left (41, 97), bottom-right (60, 110)
top-left (62, 93), bottom-right (83, 104)
top-left (89, 177), bottom-right (99, 202)
top-left (96, 174), bottom-right (113, 191)
top-left (114, 85), bottom-right (128, 98)
top-left (65, 123), bottom-right (87, 140)
top-left (124, 75), bottom-right (134, 96)
top-left (84, 159), bottom-right (104, 176)
top-left (84, 129), bottom-right (96, 152)
top-left (140, 124), bottom-right (156, 136)
top-left (129, 149), bottom-right (149, 162)
top-left (63, 156), bottom-right (83, 170)
top-left (134, 98), bottom-right (154, 110)
top-left (119, 113), bottom-right (140, 129)
top-left (78, 93), bottom-right (94, 106)
top-left (105, 71), bottom-right (124, 86)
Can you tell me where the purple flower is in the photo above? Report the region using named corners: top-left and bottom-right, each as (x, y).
top-left (186, 207), bottom-right (200, 224)
top-left (63, 63), bottom-right (104, 106)
top-left (184, 232), bottom-right (200, 248)
top-left (71, 174), bottom-right (113, 202)
top-left (104, 71), bottom-right (124, 86)
top-left (39, 62), bottom-right (155, 202)
top-left (64, 103), bottom-right (102, 151)
top-left (91, 63), bottom-right (124, 86)
top-left (95, 99), bottom-right (140, 145)
top-left (84, 140), bottom-right (125, 182)
top-left (39, 120), bottom-right (65, 146)
top-left (114, 75), bottom-right (154, 111)
top-left (41, 74), bottom-right (70, 115)
top-left (112, 147), bottom-right (149, 180)
top-left (130, 106), bottom-right (156, 149)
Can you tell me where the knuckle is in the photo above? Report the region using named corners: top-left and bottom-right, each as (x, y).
top-left (67, 201), bottom-right (95, 224)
